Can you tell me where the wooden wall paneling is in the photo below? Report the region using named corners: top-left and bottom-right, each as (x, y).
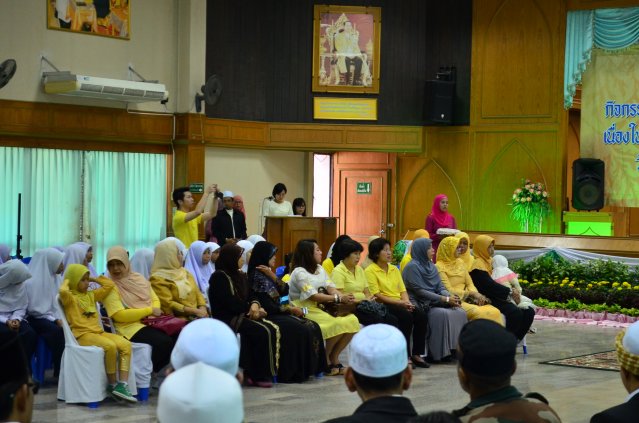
top-left (269, 125), bottom-right (344, 148)
top-left (471, 0), bottom-right (564, 125)
top-left (397, 129), bottom-right (471, 236)
top-left (471, 130), bottom-right (562, 233)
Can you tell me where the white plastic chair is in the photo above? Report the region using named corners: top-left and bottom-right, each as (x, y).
top-left (55, 296), bottom-right (136, 406)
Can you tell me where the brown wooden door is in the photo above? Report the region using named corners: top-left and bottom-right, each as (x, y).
top-left (335, 169), bottom-right (390, 248)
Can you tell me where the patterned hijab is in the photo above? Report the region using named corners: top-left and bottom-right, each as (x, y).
top-left (0, 260), bottom-right (31, 313)
top-left (435, 236), bottom-right (467, 277)
top-left (470, 235), bottom-right (495, 274)
top-left (429, 194), bottom-right (453, 227)
top-left (403, 238), bottom-right (441, 286)
top-left (455, 231), bottom-right (473, 270)
top-left (63, 263), bottom-right (96, 314)
top-left (107, 246), bottom-right (152, 309)
top-left (152, 239), bottom-right (192, 299)
top-left (25, 248), bottom-right (64, 319)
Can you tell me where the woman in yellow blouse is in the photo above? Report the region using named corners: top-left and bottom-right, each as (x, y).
top-left (364, 237), bottom-right (429, 368)
top-left (59, 264), bottom-right (136, 403)
top-left (150, 239), bottom-right (208, 320)
top-left (102, 246), bottom-right (175, 373)
top-left (321, 234), bottom-right (351, 277)
top-left (331, 239), bottom-right (398, 327)
top-left (435, 237), bottom-right (502, 325)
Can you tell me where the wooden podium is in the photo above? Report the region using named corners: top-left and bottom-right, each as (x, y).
top-left (264, 217), bottom-right (338, 267)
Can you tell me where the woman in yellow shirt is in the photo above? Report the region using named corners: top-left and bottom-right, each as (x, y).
top-left (321, 234), bottom-right (352, 277)
top-left (59, 264), bottom-right (136, 403)
top-left (435, 237), bottom-right (502, 325)
top-left (364, 238), bottom-right (429, 368)
top-left (332, 239), bottom-right (397, 327)
top-left (150, 239), bottom-right (209, 320)
top-left (102, 246), bottom-right (175, 373)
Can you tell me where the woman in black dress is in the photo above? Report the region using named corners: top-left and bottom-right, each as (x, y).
top-left (248, 241), bottom-right (327, 382)
top-left (209, 243), bottom-right (279, 388)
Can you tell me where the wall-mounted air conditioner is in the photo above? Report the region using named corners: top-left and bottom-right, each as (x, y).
top-left (42, 71), bottom-right (169, 103)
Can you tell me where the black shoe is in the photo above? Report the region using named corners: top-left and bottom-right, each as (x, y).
top-left (412, 356), bottom-right (430, 368)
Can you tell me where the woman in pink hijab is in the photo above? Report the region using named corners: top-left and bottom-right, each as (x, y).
top-left (425, 194), bottom-right (457, 261)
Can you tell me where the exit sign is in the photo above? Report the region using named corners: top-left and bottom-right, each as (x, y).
top-left (357, 182), bottom-right (372, 194)
top-left (189, 183), bottom-right (204, 194)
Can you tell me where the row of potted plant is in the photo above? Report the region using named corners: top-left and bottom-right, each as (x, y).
top-left (532, 298), bottom-right (639, 317)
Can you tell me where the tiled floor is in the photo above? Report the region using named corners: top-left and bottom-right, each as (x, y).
top-left (32, 320), bottom-right (626, 422)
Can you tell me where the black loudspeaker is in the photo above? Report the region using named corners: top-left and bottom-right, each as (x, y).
top-left (424, 79), bottom-right (455, 124)
top-left (572, 158), bottom-right (605, 210)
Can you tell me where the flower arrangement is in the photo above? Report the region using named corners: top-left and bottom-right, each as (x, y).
top-left (510, 179), bottom-right (551, 232)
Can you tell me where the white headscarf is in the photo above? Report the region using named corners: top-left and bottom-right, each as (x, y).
top-left (157, 362), bottom-right (244, 423)
top-left (25, 248), bottom-right (64, 321)
top-left (236, 240), bottom-right (254, 273)
top-left (0, 244), bottom-right (10, 264)
top-left (63, 242), bottom-right (97, 276)
top-left (246, 234), bottom-right (265, 245)
top-left (130, 248), bottom-right (155, 280)
top-left (0, 260), bottom-right (31, 313)
top-left (206, 242), bottom-right (220, 272)
top-left (491, 254), bottom-right (517, 285)
top-left (184, 241), bottom-right (214, 294)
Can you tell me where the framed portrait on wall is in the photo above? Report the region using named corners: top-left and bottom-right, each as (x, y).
top-left (312, 5), bottom-right (381, 94)
top-left (47, 0), bottom-right (130, 40)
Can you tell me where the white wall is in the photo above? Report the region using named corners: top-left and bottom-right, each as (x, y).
top-left (0, 0), bottom-right (189, 113)
top-left (205, 147), bottom-right (309, 235)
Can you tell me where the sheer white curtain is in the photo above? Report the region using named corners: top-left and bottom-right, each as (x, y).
top-left (0, 147), bottom-right (83, 257)
top-left (83, 151), bottom-right (167, 273)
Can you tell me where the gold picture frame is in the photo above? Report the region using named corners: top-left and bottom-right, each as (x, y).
top-left (312, 5), bottom-right (381, 94)
top-left (47, 0), bottom-right (130, 40)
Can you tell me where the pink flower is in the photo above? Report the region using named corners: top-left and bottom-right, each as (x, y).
top-left (543, 191), bottom-right (548, 197)
top-left (515, 188), bottom-right (521, 194)
top-left (529, 189), bottom-right (534, 193)
top-left (527, 197), bottom-right (532, 202)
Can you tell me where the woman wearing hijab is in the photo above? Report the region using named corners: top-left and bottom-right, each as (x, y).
top-left (130, 248), bottom-right (154, 280)
top-left (184, 241), bottom-right (214, 296)
top-left (210, 244), bottom-right (279, 387)
top-left (248, 241), bottom-right (327, 383)
top-left (63, 242), bottom-right (98, 277)
top-left (0, 244), bottom-right (10, 264)
top-left (236, 240), bottom-right (254, 273)
top-left (402, 238), bottom-right (467, 363)
top-left (399, 229), bottom-right (430, 272)
top-left (150, 239), bottom-right (209, 320)
top-left (206, 242), bottom-right (220, 272)
top-left (322, 234), bottom-right (352, 277)
top-left (246, 234), bottom-right (266, 245)
top-left (435, 236), bottom-right (502, 325)
top-left (454, 232), bottom-right (473, 270)
top-left (0, 260), bottom-right (37, 361)
top-left (425, 194), bottom-right (457, 261)
top-left (469, 235), bottom-right (535, 341)
top-left (25, 248), bottom-right (66, 377)
top-left (102, 246), bottom-right (175, 373)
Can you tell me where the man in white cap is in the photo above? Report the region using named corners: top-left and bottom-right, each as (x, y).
top-left (212, 190), bottom-right (247, 246)
top-left (591, 321), bottom-right (639, 422)
top-left (157, 362), bottom-right (243, 423)
top-left (325, 324), bottom-right (417, 422)
top-left (169, 318), bottom-right (243, 382)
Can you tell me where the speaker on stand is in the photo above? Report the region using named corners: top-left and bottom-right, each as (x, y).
top-left (424, 66), bottom-right (456, 125)
top-left (572, 158), bottom-right (605, 211)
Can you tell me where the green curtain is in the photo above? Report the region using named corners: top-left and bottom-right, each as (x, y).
top-left (564, 7), bottom-right (639, 108)
top-left (0, 147), bottom-right (83, 257)
top-left (83, 151), bottom-right (167, 273)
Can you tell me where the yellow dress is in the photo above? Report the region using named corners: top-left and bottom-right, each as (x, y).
top-left (288, 265), bottom-right (359, 339)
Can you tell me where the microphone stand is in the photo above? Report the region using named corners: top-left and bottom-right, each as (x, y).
top-left (15, 193), bottom-right (23, 259)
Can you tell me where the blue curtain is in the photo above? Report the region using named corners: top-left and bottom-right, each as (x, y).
top-left (0, 147), bottom-right (83, 257)
top-left (564, 7), bottom-right (639, 108)
top-left (83, 151), bottom-right (167, 273)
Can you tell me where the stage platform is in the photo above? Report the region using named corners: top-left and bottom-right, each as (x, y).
top-left (466, 231), bottom-right (639, 258)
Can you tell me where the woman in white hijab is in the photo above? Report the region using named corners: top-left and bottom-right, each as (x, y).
top-left (206, 242), bottom-right (220, 272)
top-left (0, 244), bottom-right (10, 264)
top-left (0, 260), bottom-right (38, 361)
top-left (130, 248), bottom-right (155, 280)
top-left (184, 241), bottom-right (214, 295)
top-left (25, 248), bottom-right (66, 377)
top-left (246, 234), bottom-right (265, 245)
top-left (236, 240), bottom-right (254, 273)
top-left (63, 242), bottom-right (98, 276)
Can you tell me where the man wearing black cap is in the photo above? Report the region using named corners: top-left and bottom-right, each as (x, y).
top-left (452, 320), bottom-right (560, 423)
top-left (0, 332), bottom-right (36, 423)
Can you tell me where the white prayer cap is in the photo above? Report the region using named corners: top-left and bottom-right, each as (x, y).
top-left (171, 318), bottom-right (240, 376)
top-left (223, 190), bottom-right (234, 198)
top-left (623, 321), bottom-right (639, 355)
top-left (157, 362), bottom-right (243, 423)
top-left (349, 324), bottom-right (408, 378)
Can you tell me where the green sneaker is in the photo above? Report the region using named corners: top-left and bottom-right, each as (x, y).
top-left (106, 384), bottom-right (120, 401)
top-left (111, 382), bottom-right (137, 403)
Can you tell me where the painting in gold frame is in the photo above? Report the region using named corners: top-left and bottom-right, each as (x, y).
top-left (47, 0), bottom-right (130, 40)
top-left (312, 5), bottom-right (381, 94)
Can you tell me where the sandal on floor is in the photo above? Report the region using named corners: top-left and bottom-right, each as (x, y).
top-left (336, 363), bottom-right (346, 375)
top-left (325, 365), bottom-right (340, 376)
